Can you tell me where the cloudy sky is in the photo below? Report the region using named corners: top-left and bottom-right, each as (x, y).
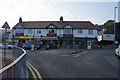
top-left (0, 0), bottom-right (119, 29)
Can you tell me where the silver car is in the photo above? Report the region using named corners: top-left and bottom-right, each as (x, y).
top-left (115, 45), bottom-right (120, 58)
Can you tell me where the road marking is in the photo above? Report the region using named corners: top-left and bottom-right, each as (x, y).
top-left (26, 64), bottom-right (37, 79)
top-left (26, 61), bottom-right (42, 80)
top-left (74, 54), bottom-right (81, 57)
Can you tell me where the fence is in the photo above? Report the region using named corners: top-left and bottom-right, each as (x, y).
top-left (0, 47), bottom-right (27, 79)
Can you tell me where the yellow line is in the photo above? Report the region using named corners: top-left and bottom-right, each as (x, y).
top-left (26, 61), bottom-right (42, 80)
top-left (26, 64), bottom-right (37, 79)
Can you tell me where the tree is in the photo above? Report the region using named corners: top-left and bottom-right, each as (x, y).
top-left (103, 20), bottom-right (114, 33)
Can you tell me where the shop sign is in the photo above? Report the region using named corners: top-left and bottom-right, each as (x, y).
top-left (19, 36), bottom-right (33, 39)
top-left (42, 37), bottom-right (57, 40)
top-left (34, 36), bottom-right (41, 38)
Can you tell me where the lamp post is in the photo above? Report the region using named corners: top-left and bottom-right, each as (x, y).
top-left (114, 7), bottom-right (117, 47)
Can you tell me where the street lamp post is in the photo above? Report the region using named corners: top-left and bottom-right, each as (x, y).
top-left (114, 7), bottom-right (117, 47)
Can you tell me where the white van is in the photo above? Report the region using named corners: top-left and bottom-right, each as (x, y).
top-left (115, 45), bottom-right (120, 58)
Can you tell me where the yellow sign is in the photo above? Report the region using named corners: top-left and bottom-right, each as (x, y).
top-left (19, 36), bottom-right (33, 39)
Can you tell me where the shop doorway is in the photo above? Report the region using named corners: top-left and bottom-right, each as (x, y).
top-left (87, 40), bottom-right (92, 50)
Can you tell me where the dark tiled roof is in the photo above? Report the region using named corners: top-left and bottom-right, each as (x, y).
top-left (13, 21), bottom-right (98, 29)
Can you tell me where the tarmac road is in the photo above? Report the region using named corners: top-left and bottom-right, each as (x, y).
top-left (26, 49), bottom-right (119, 79)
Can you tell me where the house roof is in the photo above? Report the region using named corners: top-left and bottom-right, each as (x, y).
top-left (13, 21), bottom-right (98, 29)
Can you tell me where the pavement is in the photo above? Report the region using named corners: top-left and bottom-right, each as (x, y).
top-left (1, 49), bottom-right (29, 79)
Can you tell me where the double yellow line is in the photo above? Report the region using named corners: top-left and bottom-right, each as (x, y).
top-left (26, 61), bottom-right (42, 80)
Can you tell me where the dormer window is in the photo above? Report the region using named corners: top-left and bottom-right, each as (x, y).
top-left (48, 24), bottom-right (56, 28)
top-left (64, 25), bottom-right (72, 28)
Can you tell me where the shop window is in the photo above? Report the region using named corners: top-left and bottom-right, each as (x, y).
top-left (78, 29), bottom-right (82, 33)
top-left (88, 30), bottom-right (93, 35)
top-left (37, 29), bottom-right (41, 34)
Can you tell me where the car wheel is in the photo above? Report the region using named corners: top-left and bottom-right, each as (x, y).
top-left (8, 47), bottom-right (11, 49)
top-left (34, 48), bottom-right (37, 50)
top-left (115, 53), bottom-right (118, 56)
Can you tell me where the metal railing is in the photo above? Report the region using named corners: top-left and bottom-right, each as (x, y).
top-left (0, 47), bottom-right (27, 79)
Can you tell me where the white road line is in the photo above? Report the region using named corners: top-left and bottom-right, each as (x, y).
top-left (75, 54), bottom-right (81, 57)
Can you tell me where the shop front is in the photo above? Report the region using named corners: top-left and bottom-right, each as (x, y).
top-left (41, 36), bottom-right (58, 49)
top-left (13, 36), bottom-right (34, 47)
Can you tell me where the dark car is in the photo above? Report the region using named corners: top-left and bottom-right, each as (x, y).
top-left (22, 44), bottom-right (31, 50)
top-left (34, 44), bottom-right (40, 50)
top-left (22, 44), bottom-right (40, 50)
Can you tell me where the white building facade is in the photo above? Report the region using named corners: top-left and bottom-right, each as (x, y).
top-left (12, 17), bottom-right (98, 49)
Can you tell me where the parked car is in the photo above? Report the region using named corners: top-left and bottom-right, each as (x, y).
top-left (22, 44), bottom-right (31, 50)
top-left (0, 44), bottom-right (8, 49)
top-left (8, 44), bottom-right (13, 49)
top-left (0, 43), bottom-right (13, 49)
top-left (34, 44), bottom-right (40, 50)
top-left (115, 45), bottom-right (120, 58)
top-left (22, 44), bottom-right (40, 50)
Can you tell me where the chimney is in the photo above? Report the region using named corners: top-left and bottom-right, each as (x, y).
top-left (60, 16), bottom-right (63, 23)
top-left (19, 17), bottom-right (22, 23)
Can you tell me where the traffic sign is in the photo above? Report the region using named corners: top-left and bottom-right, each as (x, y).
top-left (2, 22), bottom-right (10, 29)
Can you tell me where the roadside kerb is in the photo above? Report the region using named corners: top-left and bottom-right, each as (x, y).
top-left (0, 47), bottom-right (27, 79)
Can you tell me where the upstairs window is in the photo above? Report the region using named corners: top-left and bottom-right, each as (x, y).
top-left (78, 29), bottom-right (82, 33)
top-left (107, 35), bottom-right (110, 38)
top-left (63, 29), bottom-right (72, 34)
top-left (37, 29), bottom-right (41, 34)
top-left (16, 29), bottom-right (23, 33)
top-left (28, 29), bottom-right (32, 34)
top-left (49, 29), bottom-right (54, 33)
top-left (88, 30), bottom-right (93, 35)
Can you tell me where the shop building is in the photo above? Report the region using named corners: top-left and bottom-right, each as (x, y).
top-left (12, 17), bottom-right (98, 49)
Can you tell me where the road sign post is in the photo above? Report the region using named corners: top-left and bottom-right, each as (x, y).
top-left (2, 22), bottom-right (10, 61)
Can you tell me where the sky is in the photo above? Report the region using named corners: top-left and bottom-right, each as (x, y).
top-left (0, 0), bottom-right (119, 29)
